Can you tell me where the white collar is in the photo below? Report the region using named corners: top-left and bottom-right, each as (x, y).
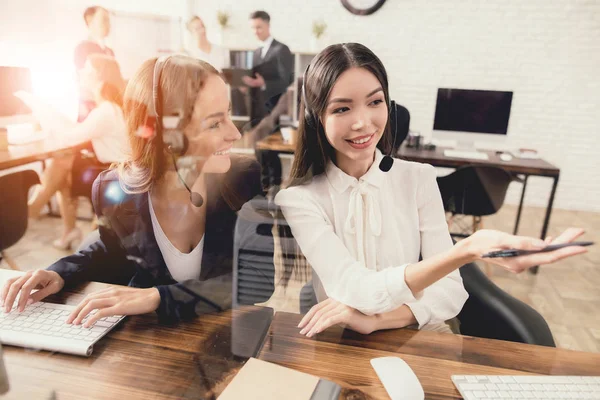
top-left (325, 148), bottom-right (387, 193)
top-left (261, 36), bottom-right (274, 49)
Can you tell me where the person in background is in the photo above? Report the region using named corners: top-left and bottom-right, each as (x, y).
top-left (74, 6), bottom-right (115, 122)
top-left (28, 55), bottom-right (129, 250)
top-left (243, 10), bottom-right (294, 122)
top-left (276, 43), bottom-right (589, 337)
top-left (186, 15), bottom-right (230, 72)
top-left (5, 55), bottom-right (265, 327)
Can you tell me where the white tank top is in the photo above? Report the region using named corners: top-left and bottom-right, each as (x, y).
top-left (148, 194), bottom-right (204, 283)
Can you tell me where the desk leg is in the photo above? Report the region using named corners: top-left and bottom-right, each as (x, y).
top-left (530, 174), bottom-right (560, 275)
top-left (513, 175), bottom-right (529, 235)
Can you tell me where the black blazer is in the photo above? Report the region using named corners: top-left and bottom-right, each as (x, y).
top-left (252, 39), bottom-right (294, 112)
top-left (47, 157), bottom-right (264, 324)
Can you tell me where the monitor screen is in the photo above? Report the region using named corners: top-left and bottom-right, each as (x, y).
top-left (0, 66), bottom-right (32, 117)
top-left (433, 88), bottom-right (513, 135)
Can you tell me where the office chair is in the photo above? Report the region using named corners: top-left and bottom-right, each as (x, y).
top-left (436, 165), bottom-right (515, 238)
top-left (298, 261), bottom-right (555, 347)
top-left (390, 102), bottom-right (410, 152)
top-left (70, 155), bottom-right (110, 205)
top-left (457, 261), bottom-right (555, 347)
top-left (0, 170), bottom-right (40, 270)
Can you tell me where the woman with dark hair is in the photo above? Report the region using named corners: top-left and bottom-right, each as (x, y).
top-left (276, 43), bottom-right (587, 336)
top-left (3, 55), bottom-right (264, 326)
top-left (28, 54), bottom-right (129, 250)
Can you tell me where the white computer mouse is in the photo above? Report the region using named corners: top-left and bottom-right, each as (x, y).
top-left (500, 153), bottom-right (513, 161)
top-left (371, 356), bottom-right (424, 400)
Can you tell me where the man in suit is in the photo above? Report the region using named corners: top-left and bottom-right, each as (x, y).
top-left (242, 11), bottom-right (294, 124)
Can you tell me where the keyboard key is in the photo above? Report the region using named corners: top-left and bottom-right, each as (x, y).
top-left (473, 391), bottom-right (486, 398)
top-left (93, 321), bottom-right (113, 329)
top-left (485, 390), bottom-right (499, 398)
top-left (461, 384), bottom-right (488, 391)
top-left (489, 377), bottom-right (502, 384)
top-left (486, 384), bottom-right (499, 391)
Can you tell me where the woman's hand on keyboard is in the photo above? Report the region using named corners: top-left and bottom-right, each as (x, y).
top-left (1, 270), bottom-right (65, 313)
top-left (66, 286), bottom-right (161, 328)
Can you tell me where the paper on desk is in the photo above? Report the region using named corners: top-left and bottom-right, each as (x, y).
top-left (218, 357), bottom-right (319, 400)
top-left (13, 91), bottom-right (75, 135)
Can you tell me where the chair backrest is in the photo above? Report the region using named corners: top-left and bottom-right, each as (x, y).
top-left (71, 161), bottom-right (111, 201)
top-left (457, 262), bottom-right (555, 347)
top-left (391, 101), bottom-right (410, 152)
top-left (0, 170), bottom-right (39, 250)
top-left (436, 165), bottom-right (513, 216)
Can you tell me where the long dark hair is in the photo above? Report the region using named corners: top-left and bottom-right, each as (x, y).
top-left (288, 43), bottom-right (393, 186)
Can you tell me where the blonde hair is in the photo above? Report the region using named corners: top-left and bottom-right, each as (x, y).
top-left (117, 55), bottom-right (219, 194)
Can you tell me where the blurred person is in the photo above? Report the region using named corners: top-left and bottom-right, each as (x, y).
top-left (28, 55), bottom-right (129, 249)
top-left (186, 15), bottom-right (230, 72)
top-left (243, 10), bottom-right (294, 123)
top-left (74, 6), bottom-right (116, 122)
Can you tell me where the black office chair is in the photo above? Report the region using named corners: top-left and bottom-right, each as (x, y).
top-left (390, 101), bottom-right (410, 152)
top-left (437, 165), bottom-right (515, 238)
top-left (457, 261), bottom-right (555, 347)
top-left (70, 152), bottom-right (111, 205)
top-left (0, 170), bottom-right (40, 270)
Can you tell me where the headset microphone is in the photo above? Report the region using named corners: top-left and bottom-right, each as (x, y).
top-left (152, 56), bottom-right (204, 207)
top-left (379, 100), bottom-right (397, 172)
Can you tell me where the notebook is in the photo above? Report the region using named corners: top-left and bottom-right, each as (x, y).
top-left (218, 358), bottom-right (341, 400)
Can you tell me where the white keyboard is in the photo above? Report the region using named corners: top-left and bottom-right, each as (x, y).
top-left (453, 375), bottom-right (600, 399)
top-left (0, 301), bottom-right (124, 356)
top-left (444, 149), bottom-right (489, 160)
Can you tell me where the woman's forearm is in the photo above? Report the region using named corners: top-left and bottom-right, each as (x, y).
top-left (404, 238), bottom-right (476, 295)
top-left (372, 305), bottom-right (418, 331)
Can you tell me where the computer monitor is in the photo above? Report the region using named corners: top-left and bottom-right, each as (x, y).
top-left (0, 66), bottom-right (34, 128)
top-left (433, 88), bottom-right (513, 149)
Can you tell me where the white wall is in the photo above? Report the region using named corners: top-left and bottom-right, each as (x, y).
top-left (196, 0), bottom-right (600, 212)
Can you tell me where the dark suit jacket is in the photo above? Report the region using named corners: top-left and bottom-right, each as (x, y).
top-left (250, 39), bottom-right (294, 120)
top-left (47, 157), bottom-right (266, 324)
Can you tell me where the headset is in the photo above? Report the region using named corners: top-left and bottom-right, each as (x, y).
top-left (152, 56), bottom-right (204, 207)
top-left (301, 63), bottom-right (397, 172)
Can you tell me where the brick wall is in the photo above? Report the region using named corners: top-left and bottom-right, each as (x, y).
top-left (196, 0), bottom-right (600, 212)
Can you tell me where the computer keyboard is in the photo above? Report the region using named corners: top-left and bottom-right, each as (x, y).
top-left (0, 301), bottom-right (124, 356)
top-left (444, 149), bottom-right (489, 160)
top-left (452, 375), bottom-right (600, 399)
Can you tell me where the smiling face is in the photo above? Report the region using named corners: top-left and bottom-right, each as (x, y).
top-left (321, 67), bottom-right (389, 171)
top-left (184, 73), bottom-right (241, 174)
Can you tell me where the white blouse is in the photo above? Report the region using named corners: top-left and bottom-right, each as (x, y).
top-left (187, 43), bottom-right (230, 72)
top-left (149, 194), bottom-right (205, 283)
top-left (58, 101), bottom-right (129, 164)
top-left (275, 149), bottom-right (469, 328)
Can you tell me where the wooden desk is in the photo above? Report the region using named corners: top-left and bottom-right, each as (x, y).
top-left (0, 140), bottom-right (76, 171)
top-left (1, 270), bottom-right (599, 399)
top-left (255, 134), bottom-right (560, 245)
top-left (261, 313), bottom-right (600, 399)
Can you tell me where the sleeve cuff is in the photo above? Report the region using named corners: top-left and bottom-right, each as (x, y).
top-left (405, 301), bottom-right (432, 328)
top-left (385, 264), bottom-right (419, 308)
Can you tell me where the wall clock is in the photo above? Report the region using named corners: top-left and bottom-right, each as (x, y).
top-left (341, 0), bottom-right (387, 16)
